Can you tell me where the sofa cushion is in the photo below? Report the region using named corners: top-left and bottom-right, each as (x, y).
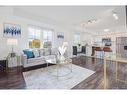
top-left (33, 49), bottom-right (40, 58)
top-left (39, 49), bottom-right (44, 56)
top-left (23, 50), bottom-right (34, 59)
top-left (44, 48), bottom-right (51, 56)
top-left (27, 56), bottom-right (45, 63)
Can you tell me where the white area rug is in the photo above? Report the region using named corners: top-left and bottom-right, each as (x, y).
top-left (23, 64), bottom-right (95, 89)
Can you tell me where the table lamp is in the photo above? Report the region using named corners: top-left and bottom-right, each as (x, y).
top-left (7, 38), bottom-right (18, 57)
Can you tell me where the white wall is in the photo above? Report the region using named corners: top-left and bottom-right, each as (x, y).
top-left (0, 7), bottom-right (88, 61)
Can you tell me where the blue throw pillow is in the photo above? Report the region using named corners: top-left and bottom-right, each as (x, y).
top-left (23, 50), bottom-right (34, 59)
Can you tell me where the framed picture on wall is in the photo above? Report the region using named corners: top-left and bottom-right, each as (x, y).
top-left (3, 23), bottom-right (21, 38)
top-left (57, 32), bottom-right (64, 39)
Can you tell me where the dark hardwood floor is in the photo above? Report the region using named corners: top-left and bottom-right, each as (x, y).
top-left (0, 56), bottom-right (127, 89)
top-left (0, 67), bottom-right (26, 89)
top-left (72, 56), bottom-right (127, 89)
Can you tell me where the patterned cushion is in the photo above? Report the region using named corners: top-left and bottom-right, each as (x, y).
top-left (33, 49), bottom-right (40, 58)
top-left (23, 50), bottom-right (34, 59)
top-left (39, 49), bottom-right (44, 56)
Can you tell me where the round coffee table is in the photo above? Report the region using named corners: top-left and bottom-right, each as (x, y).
top-left (46, 57), bottom-right (72, 79)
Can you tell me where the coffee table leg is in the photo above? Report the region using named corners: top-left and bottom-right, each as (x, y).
top-left (104, 58), bottom-right (107, 89)
top-left (115, 61), bottom-right (118, 82)
top-left (46, 62), bottom-right (49, 71)
top-left (57, 63), bottom-right (59, 79)
top-left (71, 63), bottom-right (72, 72)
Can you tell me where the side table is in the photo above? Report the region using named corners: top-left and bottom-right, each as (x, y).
top-left (0, 58), bottom-right (7, 72)
top-left (6, 53), bottom-right (21, 68)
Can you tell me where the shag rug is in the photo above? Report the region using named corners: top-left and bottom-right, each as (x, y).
top-left (23, 64), bottom-right (95, 89)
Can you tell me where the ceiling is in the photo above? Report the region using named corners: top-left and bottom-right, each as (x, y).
top-left (12, 6), bottom-right (126, 35)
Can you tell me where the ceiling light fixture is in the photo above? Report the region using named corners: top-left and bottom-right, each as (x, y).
top-left (87, 19), bottom-right (97, 24)
top-left (80, 19), bottom-right (98, 27)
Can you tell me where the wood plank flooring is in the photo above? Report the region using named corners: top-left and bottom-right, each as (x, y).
top-left (0, 56), bottom-right (127, 89)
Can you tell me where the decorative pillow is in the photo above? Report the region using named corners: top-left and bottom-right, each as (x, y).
top-left (23, 50), bottom-right (34, 59)
top-left (44, 48), bottom-right (51, 56)
top-left (39, 49), bottom-right (44, 56)
top-left (33, 49), bottom-right (40, 58)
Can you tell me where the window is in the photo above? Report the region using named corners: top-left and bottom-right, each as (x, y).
top-left (28, 26), bottom-right (41, 48)
top-left (28, 25), bottom-right (53, 48)
top-left (74, 33), bottom-right (81, 45)
top-left (42, 29), bottom-right (53, 48)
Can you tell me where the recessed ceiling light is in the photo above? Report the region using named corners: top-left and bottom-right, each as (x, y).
top-left (81, 19), bottom-right (98, 27)
top-left (104, 29), bottom-right (110, 32)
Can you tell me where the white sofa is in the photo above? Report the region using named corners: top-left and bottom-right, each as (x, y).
top-left (21, 48), bottom-right (57, 68)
